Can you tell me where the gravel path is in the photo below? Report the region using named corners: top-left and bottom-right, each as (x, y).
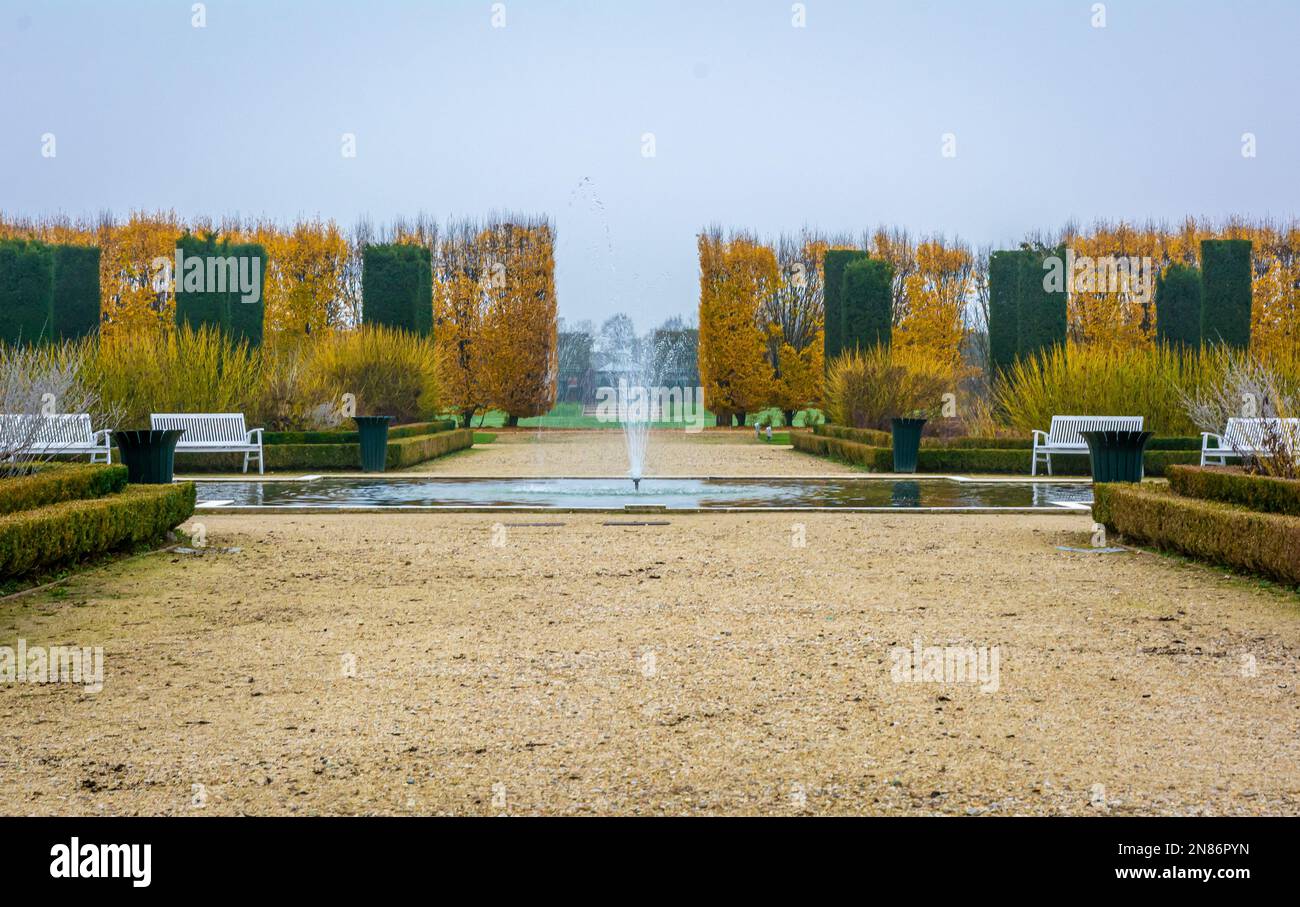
top-left (2, 510), bottom-right (1296, 816)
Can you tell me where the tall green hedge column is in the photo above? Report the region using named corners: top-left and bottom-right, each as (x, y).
top-left (987, 250), bottom-right (1021, 376)
top-left (362, 243), bottom-right (433, 335)
top-left (0, 239), bottom-right (55, 345)
top-left (822, 249), bottom-right (868, 363)
top-left (174, 234), bottom-right (226, 331)
top-left (225, 241), bottom-right (266, 347)
top-left (1015, 247), bottom-right (1067, 362)
top-left (1200, 239), bottom-right (1252, 349)
top-left (1154, 263), bottom-right (1202, 349)
top-left (840, 257), bottom-right (893, 350)
top-left (174, 234), bottom-right (266, 345)
top-left (51, 244), bottom-right (101, 340)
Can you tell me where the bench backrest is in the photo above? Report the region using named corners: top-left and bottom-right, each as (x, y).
top-left (0, 413), bottom-right (95, 448)
top-left (151, 413), bottom-right (248, 445)
top-left (1223, 417), bottom-right (1300, 452)
top-left (1047, 415), bottom-right (1144, 447)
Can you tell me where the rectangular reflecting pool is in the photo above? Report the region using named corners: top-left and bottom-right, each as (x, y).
top-left (191, 477), bottom-right (1094, 511)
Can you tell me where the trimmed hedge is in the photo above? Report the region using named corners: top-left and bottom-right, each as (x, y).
top-left (0, 239), bottom-right (55, 345)
top-left (0, 482), bottom-right (196, 580)
top-left (1154, 263), bottom-right (1202, 349)
top-left (922, 436), bottom-right (1031, 450)
top-left (1145, 436), bottom-right (1202, 451)
top-left (1166, 465), bottom-right (1300, 517)
top-left (813, 424), bottom-right (892, 446)
top-left (1092, 483), bottom-right (1300, 586)
top-left (1016, 247), bottom-right (1067, 362)
top-left (362, 243), bottom-right (433, 335)
top-left (987, 251), bottom-right (1021, 376)
top-left (1200, 239), bottom-right (1251, 349)
top-left (51, 244), bottom-right (102, 340)
top-left (175, 234), bottom-right (227, 333)
top-left (173, 428), bottom-right (474, 471)
top-left (814, 426), bottom-right (1199, 452)
top-left (261, 420), bottom-right (456, 445)
top-left (840, 257), bottom-right (893, 352)
top-left (793, 432), bottom-right (1198, 475)
top-left (383, 428), bottom-right (474, 468)
top-left (0, 464), bottom-right (128, 516)
top-left (174, 234), bottom-right (266, 346)
top-left (822, 250), bottom-right (869, 364)
top-left (226, 241), bottom-right (266, 347)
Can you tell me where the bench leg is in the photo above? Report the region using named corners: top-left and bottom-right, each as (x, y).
top-left (242, 451), bottom-right (250, 474)
top-left (1031, 446), bottom-right (1038, 476)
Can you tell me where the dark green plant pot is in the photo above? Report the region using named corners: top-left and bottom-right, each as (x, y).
top-left (890, 418), bottom-right (927, 473)
top-left (353, 416), bottom-right (393, 472)
top-left (113, 429), bottom-right (185, 484)
top-left (1080, 430), bottom-right (1154, 483)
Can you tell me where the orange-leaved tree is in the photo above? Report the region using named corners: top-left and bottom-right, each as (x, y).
top-left (761, 232), bottom-right (830, 425)
top-left (698, 228), bottom-right (777, 426)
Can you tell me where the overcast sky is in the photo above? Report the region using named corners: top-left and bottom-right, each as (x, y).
top-left (3, 0), bottom-right (1297, 331)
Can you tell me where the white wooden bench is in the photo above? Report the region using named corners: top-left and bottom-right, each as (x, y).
top-left (1031, 415), bottom-right (1144, 475)
top-left (0, 413), bottom-right (112, 463)
top-left (1201, 417), bottom-right (1300, 467)
top-left (150, 413), bottom-right (264, 474)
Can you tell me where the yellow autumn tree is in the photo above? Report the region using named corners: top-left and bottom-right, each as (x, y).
top-left (479, 220), bottom-right (558, 425)
top-left (893, 239), bottom-right (972, 375)
top-left (96, 211), bottom-right (184, 338)
top-left (697, 229), bottom-right (777, 426)
top-left (761, 233), bottom-right (828, 424)
top-left (247, 218), bottom-right (350, 340)
top-left (434, 218), bottom-right (557, 426)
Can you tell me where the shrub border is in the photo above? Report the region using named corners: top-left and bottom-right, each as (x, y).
top-left (0, 482), bottom-right (196, 580)
top-left (1166, 465), bottom-right (1300, 518)
top-left (172, 427), bottom-right (475, 471)
top-left (0, 464), bottom-right (128, 516)
top-left (1092, 482), bottom-right (1300, 586)
top-left (793, 432), bottom-right (1198, 475)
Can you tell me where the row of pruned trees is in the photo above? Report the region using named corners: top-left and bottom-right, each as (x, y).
top-left (0, 210), bottom-right (559, 426)
top-left (698, 227), bottom-right (981, 425)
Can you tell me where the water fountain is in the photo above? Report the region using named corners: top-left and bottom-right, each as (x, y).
top-left (617, 358), bottom-right (652, 492)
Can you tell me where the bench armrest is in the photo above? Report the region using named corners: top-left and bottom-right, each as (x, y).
top-left (1201, 432), bottom-right (1222, 448)
top-left (246, 427), bottom-right (264, 444)
top-left (92, 429), bottom-right (113, 444)
top-left (1031, 430), bottom-right (1050, 444)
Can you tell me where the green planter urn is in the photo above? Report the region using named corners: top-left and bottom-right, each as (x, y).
top-left (890, 418), bottom-right (927, 473)
top-left (352, 416), bottom-right (393, 472)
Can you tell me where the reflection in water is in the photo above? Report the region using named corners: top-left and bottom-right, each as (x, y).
top-left (193, 477), bottom-right (1093, 510)
top-left (890, 481), bottom-right (921, 508)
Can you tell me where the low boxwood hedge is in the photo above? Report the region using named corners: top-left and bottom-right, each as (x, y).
top-left (0, 482), bottom-right (196, 579)
top-left (814, 425), bottom-right (1200, 452)
top-left (922, 437), bottom-right (1031, 449)
top-left (792, 432), bottom-right (1198, 475)
top-left (1146, 437), bottom-right (1202, 451)
top-left (1166, 465), bottom-right (1300, 517)
top-left (261, 420), bottom-right (456, 445)
top-left (173, 427), bottom-right (474, 471)
top-left (812, 424), bottom-right (892, 446)
top-left (0, 463), bottom-right (128, 516)
top-left (1092, 482), bottom-right (1300, 586)
top-left (385, 428), bottom-right (474, 468)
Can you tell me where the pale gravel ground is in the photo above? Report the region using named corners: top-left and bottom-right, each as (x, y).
top-left (1, 508), bottom-right (1297, 816)
top-left (396, 429), bottom-right (861, 477)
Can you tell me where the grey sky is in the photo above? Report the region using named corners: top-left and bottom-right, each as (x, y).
top-left (3, 0), bottom-right (1297, 331)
